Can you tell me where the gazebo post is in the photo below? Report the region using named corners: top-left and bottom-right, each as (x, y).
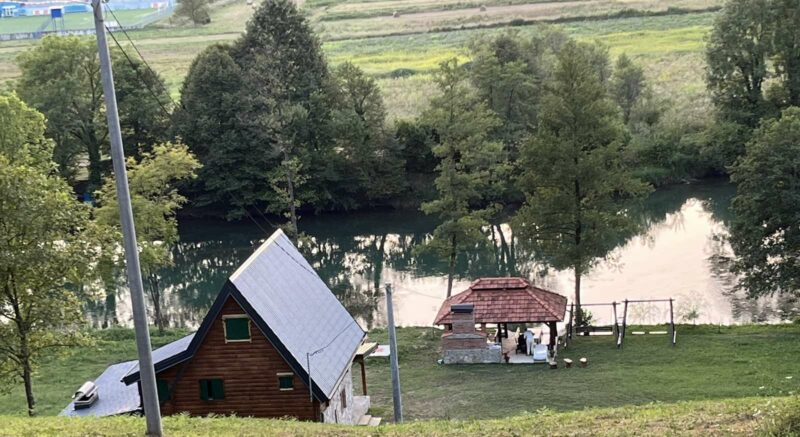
top-left (548, 321), bottom-right (557, 352)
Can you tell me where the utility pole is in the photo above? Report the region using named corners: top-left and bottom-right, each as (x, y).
top-left (92, 2), bottom-right (163, 435)
top-left (385, 283), bottom-right (403, 423)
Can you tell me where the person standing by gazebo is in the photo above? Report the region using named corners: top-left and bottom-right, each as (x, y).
top-left (524, 329), bottom-right (535, 356)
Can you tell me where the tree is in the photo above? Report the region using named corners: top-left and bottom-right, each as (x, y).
top-left (0, 93), bottom-right (52, 166)
top-left (611, 54), bottom-right (647, 125)
top-left (514, 41), bottom-right (651, 325)
top-left (772, 0), bottom-right (800, 107)
top-left (16, 36), bottom-right (171, 190)
top-left (95, 142), bottom-right (200, 333)
top-left (727, 107), bottom-right (800, 298)
top-left (175, 0), bottom-right (337, 223)
top-left (330, 62), bottom-right (405, 205)
top-left (0, 105), bottom-right (98, 415)
top-left (175, 0), bottom-right (210, 25)
top-left (706, 0), bottom-right (774, 128)
top-left (419, 59), bottom-right (506, 297)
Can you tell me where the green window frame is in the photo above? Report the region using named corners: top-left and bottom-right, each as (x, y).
top-left (278, 373), bottom-right (294, 391)
top-left (199, 379), bottom-right (224, 401)
top-left (223, 315), bottom-right (251, 342)
top-left (156, 379), bottom-right (171, 402)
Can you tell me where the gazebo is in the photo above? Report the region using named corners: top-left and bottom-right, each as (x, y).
top-left (434, 277), bottom-right (568, 351)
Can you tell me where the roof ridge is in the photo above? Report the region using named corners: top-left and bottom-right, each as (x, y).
top-left (229, 228), bottom-right (285, 281)
top-left (523, 287), bottom-right (561, 319)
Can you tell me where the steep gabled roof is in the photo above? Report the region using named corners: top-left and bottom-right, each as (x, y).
top-left (434, 277), bottom-right (567, 325)
top-left (61, 360), bottom-right (140, 417)
top-left (123, 229), bottom-right (365, 403)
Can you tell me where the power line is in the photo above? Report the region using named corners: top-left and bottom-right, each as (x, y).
top-left (103, 5), bottom-right (178, 108)
top-left (104, 25), bottom-right (172, 119)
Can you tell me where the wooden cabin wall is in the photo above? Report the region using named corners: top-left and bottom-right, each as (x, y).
top-left (157, 297), bottom-right (321, 419)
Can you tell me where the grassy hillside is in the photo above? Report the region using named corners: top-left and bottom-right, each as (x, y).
top-left (2, 325), bottom-right (799, 421)
top-left (1, 396), bottom-right (798, 436)
top-left (0, 0), bottom-right (718, 121)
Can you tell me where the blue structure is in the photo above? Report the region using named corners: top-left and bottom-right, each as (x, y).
top-left (0, 0), bottom-right (164, 18)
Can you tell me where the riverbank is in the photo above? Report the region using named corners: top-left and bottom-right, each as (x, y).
top-left (2, 325), bottom-right (798, 419)
top-left (2, 396), bottom-right (798, 436)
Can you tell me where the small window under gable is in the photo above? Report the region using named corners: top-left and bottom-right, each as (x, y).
top-left (223, 314), bottom-right (251, 342)
top-left (278, 373), bottom-right (294, 391)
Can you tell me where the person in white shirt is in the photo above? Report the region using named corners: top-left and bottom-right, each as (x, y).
top-left (524, 329), bottom-right (535, 356)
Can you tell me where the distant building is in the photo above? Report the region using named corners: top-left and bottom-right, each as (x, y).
top-left (62, 229), bottom-right (373, 424)
top-left (0, 0), bottom-right (168, 18)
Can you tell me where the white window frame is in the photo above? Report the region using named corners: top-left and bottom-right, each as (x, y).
top-left (222, 314), bottom-right (252, 343)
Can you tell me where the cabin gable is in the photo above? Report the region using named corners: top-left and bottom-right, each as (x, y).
top-left (156, 296), bottom-right (321, 419)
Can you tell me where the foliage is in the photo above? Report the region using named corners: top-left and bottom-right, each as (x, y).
top-left (418, 59), bottom-right (507, 296)
top-left (95, 142), bottom-right (200, 332)
top-left (0, 93), bottom-right (51, 167)
top-left (761, 396), bottom-right (800, 437)
top-left (0, 156), bottom-right (99, 415)
top-left (514, 39), bottom-right (651, 324)
top-left (15, 36), bottom-right (171, 190)
top-left (611, 53), bottom-right (647, 124)
top-left (727, 107), bottom-right (800, 299)
top-left (175, 0), bottom-right (211, 25)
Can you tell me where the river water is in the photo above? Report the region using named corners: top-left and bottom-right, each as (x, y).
top-left (87, 179), bottom-right (798, 330)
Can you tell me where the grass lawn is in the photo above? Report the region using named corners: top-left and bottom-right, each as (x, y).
top-left (1, 324), bottom-right (798, 422)
top-left (0, 396), bottom-right (797, 435)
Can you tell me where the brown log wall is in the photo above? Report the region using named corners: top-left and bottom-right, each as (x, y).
top-left (157, 297), bottom-right (321, 419)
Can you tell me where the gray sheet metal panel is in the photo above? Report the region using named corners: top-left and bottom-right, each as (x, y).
top-left (230, 230), bottom-right (365, 399)
top-left (124, 332), bottom-right (195, 378)
top-left (60, 360), bottom-right (140, 417)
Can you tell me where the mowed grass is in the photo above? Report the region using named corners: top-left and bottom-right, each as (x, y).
top-left (1, 324), bottom-right (798, 422)
top-left (0, 328), bottom-right (189, 417)
top-left (1, 396), bottom-right (797, 436)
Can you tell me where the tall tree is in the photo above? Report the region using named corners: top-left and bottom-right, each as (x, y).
top-left (706, 0), bottom-right (774, 128)
top-left (16, 36), bottom-right (171, 190)
top-left (611, 54), bottom-right (647, 125)
top-left (728, 107), bottom-right (800, 298)
top-left (419, 59), bottom-right (506, 297)
top-left (772, 0), bottom-right (800, 107)
top-left (514, 41), bottom-right (650, 325)
top-left (0, 104), bottom-right (98, 415)
top-left (95, 142), bottom-right (200, 333)
top-left (0, 93), bottom-right (52, 166)
top-left (174, 0), bottom-right (210, 25)
top-left (330, 62), bottom-right (405, 205)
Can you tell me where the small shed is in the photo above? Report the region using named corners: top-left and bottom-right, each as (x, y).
top-left (434, 277), bottom-right (568, 351)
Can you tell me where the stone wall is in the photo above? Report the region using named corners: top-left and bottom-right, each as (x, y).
top-left (443, 347), bottom-right (502, 364)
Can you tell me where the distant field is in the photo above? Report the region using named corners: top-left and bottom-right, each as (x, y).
top-left (0, 0), bottom-right (717, 121)
top-left (0, 9), bottom-right (156, 34)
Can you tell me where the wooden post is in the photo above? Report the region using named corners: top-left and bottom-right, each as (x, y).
top-left (359, 357), bottom-right (368, 395)
top-left (619, 299), bottom-right (629, 349)
top-left (568, 303), bottom-right (575, 339)
top-left (669, 298), bottom-right (675, 347)
top-left (612, 301), bottom-right (618, 337)
top-left (548, 321), bottom-right (557, 353)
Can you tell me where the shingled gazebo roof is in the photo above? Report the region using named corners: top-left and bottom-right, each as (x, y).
top-left (433, 277), bottom-right (567, 325)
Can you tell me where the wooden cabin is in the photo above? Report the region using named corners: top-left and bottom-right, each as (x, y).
top-left (63, 229), bottom-right (369, 424)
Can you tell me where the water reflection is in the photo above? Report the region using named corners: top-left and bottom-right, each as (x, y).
top-left (87, 179), bottom-right (793, 329)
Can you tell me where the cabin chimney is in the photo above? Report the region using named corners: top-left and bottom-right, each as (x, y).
top-left (450, 304), bottom-right (476, 334)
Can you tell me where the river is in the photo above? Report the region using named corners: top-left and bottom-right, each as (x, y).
top-left (86, 179), bottom-right (797, 330)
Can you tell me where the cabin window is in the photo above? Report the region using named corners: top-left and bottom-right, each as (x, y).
top-left (156, 379), bottom-right (171, 402)
top-left (199, 379), bottom-right (224, 401)
top-left (223, 315), bottom-right (251, 342)
top-left (278, 373), bottom-right (294, 391)
top-left (340, 388), bottom-right (347, 408)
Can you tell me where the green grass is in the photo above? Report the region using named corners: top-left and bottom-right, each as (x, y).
top-left (0, 9), bottom-right (156, 34)
top-left (1, 324), bottom-right (798, 421)
top-left (0, 328), bottom-right (189, 417)
top-left (0, 396), bottom-right (797, 435)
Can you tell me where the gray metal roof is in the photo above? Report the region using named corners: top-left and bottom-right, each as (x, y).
top-left (60, 360), bottom-right (139, 417)
top-left (229, 229), bottom-right (365, 399)
top-left (124, 332), bottom-right (195, 379)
